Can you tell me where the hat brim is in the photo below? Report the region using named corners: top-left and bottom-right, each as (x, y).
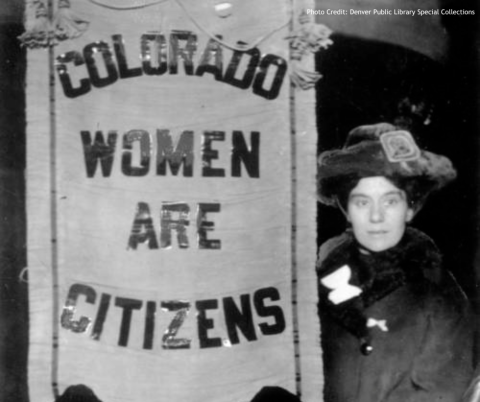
top-left (317, 141), bottom-right (456, 206)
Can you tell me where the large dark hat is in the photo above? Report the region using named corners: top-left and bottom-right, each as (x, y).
top-left (317, 123), bottom-right (456, 206)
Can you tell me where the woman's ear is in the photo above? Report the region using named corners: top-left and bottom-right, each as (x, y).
top-left (406, 208), bottom-right (415, 223)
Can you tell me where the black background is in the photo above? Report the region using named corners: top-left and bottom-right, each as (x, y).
top-left (316, 3), bottom-right (480, 302)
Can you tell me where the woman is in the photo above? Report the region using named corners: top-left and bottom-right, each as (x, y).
top-left (316, 122), bottom-right (474, 402)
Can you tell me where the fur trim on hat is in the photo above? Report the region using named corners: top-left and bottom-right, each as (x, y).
top-left (317, 123), bottom-right (457, 206)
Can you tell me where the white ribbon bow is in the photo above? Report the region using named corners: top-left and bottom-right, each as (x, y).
top-left (367, 318), bottom-right (389, 332)
top-left (320, 265), bottom-right (362, 305)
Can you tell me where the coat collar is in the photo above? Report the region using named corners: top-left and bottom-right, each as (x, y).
top-left (317, 227), bottom-right (443, 339)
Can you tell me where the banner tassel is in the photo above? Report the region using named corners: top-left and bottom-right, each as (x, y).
top-left (53, 0), bottom-right (90, 42)
top-left (18, 1), bottom-right (52, 49)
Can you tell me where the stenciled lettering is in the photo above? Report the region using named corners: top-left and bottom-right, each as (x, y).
top-left (121, 129), bottom-right (151, 177)
top-left (115, 297), bottom-right (143, 347)
top-left (161, 301), bottom-right (192, 349)
top-left (61, 283), bottom-right (287, 351)
top-left (61, 283), bottom-right (96, 333)
top-left (127, 201), bottom-right (220, 250)
top-left (127, 202), bottom-right (159, 250)
top-left (160, 202), bottom-right (191, 249)
top-left (80, 130), bottom-right (117, 177)
top-left (169, 30), bottom-right (197, 75)
top-left (81, 129), bottom-right (260, 179)
top-left (223, 294), bottom-right (257, 344)
top-left (56, 33), bottom-right (286, 100)
top-left (156, 130), bottom-right (194, 177)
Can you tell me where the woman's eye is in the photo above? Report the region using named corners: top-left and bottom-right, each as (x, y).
top-left (384, 198), bottom-right (399, 206)
top-left (355, 199), bottom-right (369, 207)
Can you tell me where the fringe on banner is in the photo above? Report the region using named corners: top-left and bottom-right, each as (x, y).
top-left (19, 0), bottom-right (89, 49)
top-left (287, 10), bottom-right (333, 90)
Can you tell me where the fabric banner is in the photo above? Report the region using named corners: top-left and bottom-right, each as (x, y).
top-left (25, 1), bottom-right (321, 401)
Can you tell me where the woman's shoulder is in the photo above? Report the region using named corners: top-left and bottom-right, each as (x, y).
top-left (316, 231), bottom-right (352, 269)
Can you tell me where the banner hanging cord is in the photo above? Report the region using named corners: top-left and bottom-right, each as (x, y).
top-left (48, 0), bottom-right (61, 398)
top-left (87, 0), bottom-right (168, 10)
top-left (172, 0), bottom-right (291, 51)
top-left (87, 0), bottom-right (292, 52)
top-left (289, 0), bottom-right (302, 398)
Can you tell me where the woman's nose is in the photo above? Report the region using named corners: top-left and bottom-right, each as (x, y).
top-left (369, 203), bottom-right (384, 222)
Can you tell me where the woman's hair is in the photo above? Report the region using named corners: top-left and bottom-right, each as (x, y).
top-left (325, 174), bottom-right (438, 213)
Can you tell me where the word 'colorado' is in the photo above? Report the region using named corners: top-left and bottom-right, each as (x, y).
top-left (56, 33), bottom-right (287, 100)
top-left (61, 283), bottom-right (286, 350)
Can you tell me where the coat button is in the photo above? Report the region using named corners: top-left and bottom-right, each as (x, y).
top-left (360, 342), bottom-right (373, 355)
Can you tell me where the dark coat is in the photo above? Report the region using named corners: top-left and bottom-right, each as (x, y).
top-left (317, 228), bottom-right (474, 402)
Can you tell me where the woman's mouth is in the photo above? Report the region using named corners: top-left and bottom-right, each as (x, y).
top-left (368, 230), bottom-right (388, 235)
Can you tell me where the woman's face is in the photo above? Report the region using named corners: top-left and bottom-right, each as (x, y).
top-left (346, 176), bottom-right (414, 252)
